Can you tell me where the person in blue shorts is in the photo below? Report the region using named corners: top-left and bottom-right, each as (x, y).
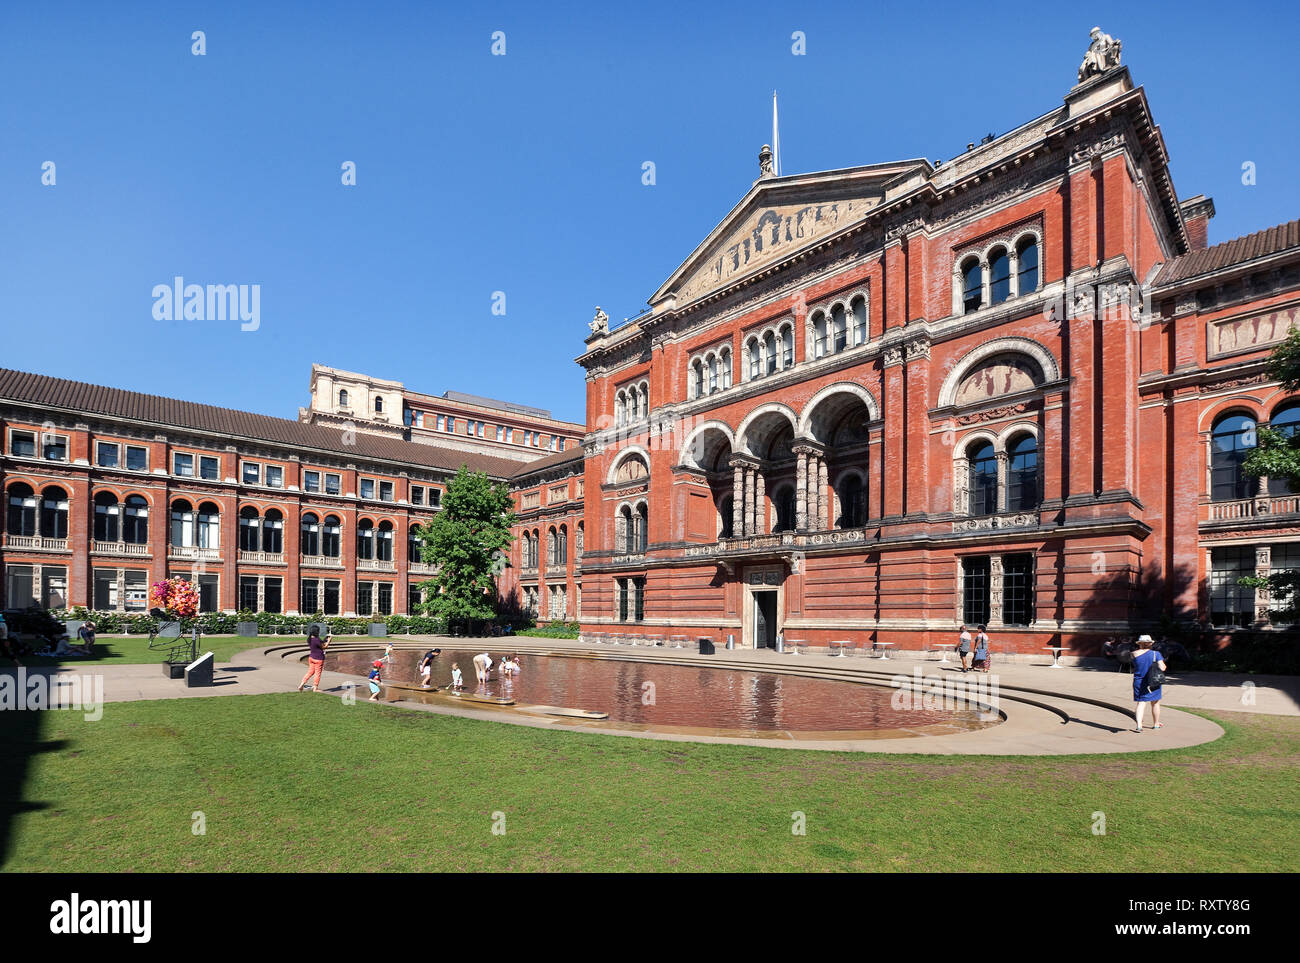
top-left (1131, 634), bottom-right (1167, 732)
top-left (368, 659), bottom-right (383, 702)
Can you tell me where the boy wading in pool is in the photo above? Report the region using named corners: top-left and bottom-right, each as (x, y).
top-left (367, 660), bottom-right (383, 702)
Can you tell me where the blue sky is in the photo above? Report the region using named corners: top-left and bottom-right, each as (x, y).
top-left (2, 0), bottom-right (1298, 426)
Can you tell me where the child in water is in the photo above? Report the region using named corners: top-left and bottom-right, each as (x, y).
top-left (368, 659), bottom-right (383, 702)
top-left (383, 642), bottom-right (394, 665)
top-left (450, 663), bottom-right (464, 690)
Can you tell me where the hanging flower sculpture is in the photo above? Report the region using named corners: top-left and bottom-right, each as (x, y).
top-left (149, 577), bottom-right (199, 620)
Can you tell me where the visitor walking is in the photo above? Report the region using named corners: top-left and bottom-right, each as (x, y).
top-left (973, 625), bottom-right (991, 673)
top-left (368, 659), bottom-right (383, 702)
top-left (1131, 634), bottom-right (1167, 732)
top-left (298, 628), bottom-right (329, 691)
top-left (956, 624), bottom-right (972, 672)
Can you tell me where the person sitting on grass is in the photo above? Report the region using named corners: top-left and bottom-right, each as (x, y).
top-left (76, 621), bottom-right (96, 655)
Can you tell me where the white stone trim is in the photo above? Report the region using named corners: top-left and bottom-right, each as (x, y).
top-left (937, 336), bottom-right (1060, 408)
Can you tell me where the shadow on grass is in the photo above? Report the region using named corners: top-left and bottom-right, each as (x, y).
top-left (0, 701), bottom-right (65, 868)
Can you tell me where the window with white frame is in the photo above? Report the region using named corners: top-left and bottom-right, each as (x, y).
top-left (96, 442), bottom-right (119, 468)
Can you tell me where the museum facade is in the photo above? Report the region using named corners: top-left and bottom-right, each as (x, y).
top-left (567, 47), bottom-right (1300, 654)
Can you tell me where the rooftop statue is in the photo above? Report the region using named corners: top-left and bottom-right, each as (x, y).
top-left (589, 306), bottom-right (609, 336)
top-left (1077, 26), bottom-right (1122, 83)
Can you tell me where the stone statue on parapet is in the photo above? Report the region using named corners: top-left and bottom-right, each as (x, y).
top-left (1078, 26), bottom-right (1121, 83)
top-left (590, 306), bottom-right (609, 335)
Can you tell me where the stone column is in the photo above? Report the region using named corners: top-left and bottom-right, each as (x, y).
top-left (795, 449), bottom-right (809, 530)
top-left (744, 466), bottom-right (755, 537)
top-left (818, 457), bottom-right (829, 528)
top-left (731, 461), bottom-right (744, 538)
top-left (988, 556), bottom-right (1004, 628)
top-left (754, 471), bottom-right (766, 535)
top-left (1255, 545), bottom-right (1272, 625)
top-left (996, 450), bottom-right (1010, 515)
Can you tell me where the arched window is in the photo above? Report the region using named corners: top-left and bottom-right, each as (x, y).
top-left (576, 523), bottom-right (584, 557)
top-left (837, 476), bottom-right (865, 529)
top-left (968, 442), bottom-right (999, 516)
top-left (719, 347), bottom-right (732, 389)
top-left (94, 491), bottom-right (120, 543)
top-left (764, 331), bottom-right (777, 375)
top-left (1006, 434), bottom-right (1040, 511)
top-left (409, 524), bottom-right (422, 563)
top-left (546, 529), bottom-right (557, 566)
top-left (376, 521), bottom-right (393, 561)
top-left (851, 297), bottom-right (867, 346)
top-left (989, 247), bottom-right (1011, 305)
top-left (962, 257), bottom-right (983, 314)
top-left (239, 506), bottom-right (260, 552)
top-left (692, 360), bottom-right (704, 399)
top-left (831, 304), bottom-right (847, 353)
top-left (708, 354), bottom-right (718, 393)
top-left (6, 483), bottom-right (37, 537)
top-left (262, 509), bottom-right (284, 554)
top-left (338, 389), bottom-right (349, 407)
top-left (773, 486), bottom-right (796, 533)
top-left (301, 513), bottom-right (320, 556)
top-left (171, 499), bottom-right (195, 548)
top-left (196, 502), bottom-right (220, 548)
top-left (636, 503), bottom-right (648, 552)
top-left (615, 391), bottom-right (625, 426)
top-left (323, 514), bottom-right (341, 557)
top-left (40, 487), bottom-right (68, 539)
top-left (1211, 413), bottom-right (1259, 502)
top-left (374, 396), bottom-right (384, 413)
top-left (748, 338), bottom-right (761, 379)
top-left (357, 519), bottom-right (375, 560)
top-left (123, 495), bottom-right (149, 544)
top-left (618, 505), bottom-right (634, 553)
top-left (813, 312), bottom-right (828, 358)
top-left (1269, 402), bottom-right (1300, 494)
top-left (559, 525), bottom-right (568, 564)
top-left (1016, 236), bottom-right (1039, 294)
top-left (781, 325), bottom-right (794, 367)
top-left (718, 495), bottom-right (733, 539)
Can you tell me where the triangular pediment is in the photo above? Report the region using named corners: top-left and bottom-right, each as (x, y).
top-left (651, 160), bottom-right (931, 309)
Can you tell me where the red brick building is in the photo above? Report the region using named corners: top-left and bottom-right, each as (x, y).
top-left (500, 448), bottom-right (585, 621)
top-left (0, 369), bottom-right (520, 617)
top-left (572, 52), bottom-right (1300, 654)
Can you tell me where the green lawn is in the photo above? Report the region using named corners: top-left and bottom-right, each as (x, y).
top-left (2, 695), bottom-right (1296, 872)
top-left (16, 635), bottom-right (260, 667)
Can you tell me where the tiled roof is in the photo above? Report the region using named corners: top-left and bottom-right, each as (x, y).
top-left (510, 446), bottom-right (585, 479)
top-left (0, 368), bottom-right (522, 479)
top-left (1155, 217), bottom-right (1300, 285)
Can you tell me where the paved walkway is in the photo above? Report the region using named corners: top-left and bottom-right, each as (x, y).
top-left (7, 636), bottom-right (1295, 754)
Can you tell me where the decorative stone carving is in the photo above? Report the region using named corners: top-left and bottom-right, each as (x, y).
top-left (954, 355), bottom-right (1043, 405)
top-left (885, 217), bottom-right (925, 241)
top-left (1209, 304), bottom-right (1300, 357)
top-left (589, 307), bottom-right (610, 336)
top-left (882, 346), bottom-right (904, 367)
top-left (758, 144), bottom-right (774, 178)
top-left (1077, 26), bottom-right (1122, 84)
top-left (955, 402), bottom-right (1031, 425)
top-left (905, 339), bottom-right (931, 362)
top-left (1070, 133), bottom-right (1124, 165)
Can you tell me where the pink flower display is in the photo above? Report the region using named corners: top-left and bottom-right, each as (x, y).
top-left (149, 577), bottom-right (199, 620)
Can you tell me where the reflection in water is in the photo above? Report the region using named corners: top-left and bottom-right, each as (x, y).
top-left (326, 649), bottom-right (991, 733)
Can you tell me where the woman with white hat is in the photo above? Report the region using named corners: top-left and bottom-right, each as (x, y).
top-left (1131, 634), bottom-right (1167, 732)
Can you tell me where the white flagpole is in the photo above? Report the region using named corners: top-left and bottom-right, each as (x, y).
top-left (772, 90), bottom-right (781, 176)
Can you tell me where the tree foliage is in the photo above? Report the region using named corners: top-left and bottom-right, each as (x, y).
top-left (412, 468), bottom-right (516, 622)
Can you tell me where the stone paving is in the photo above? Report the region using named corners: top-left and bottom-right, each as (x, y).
top-left (6, 635), bottom-right (1295, 754)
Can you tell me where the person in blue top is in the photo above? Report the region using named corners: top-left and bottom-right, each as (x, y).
top-left (1131, 634), bottom-right (1167, 733)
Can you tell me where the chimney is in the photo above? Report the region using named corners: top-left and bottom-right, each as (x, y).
top-left (1179, 195), bottom-right (1215, 252)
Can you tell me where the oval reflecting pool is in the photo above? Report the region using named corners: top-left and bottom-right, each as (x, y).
top-left (325, 648), bottom-right (998, 738)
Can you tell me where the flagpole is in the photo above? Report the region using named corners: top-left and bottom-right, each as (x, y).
top-left (772, 91), bottom-right (781, 177)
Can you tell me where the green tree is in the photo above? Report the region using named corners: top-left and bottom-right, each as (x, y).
top-left (1240, 328), bottom-right (1300, 619)
top-left (412, 467), bottom-right (516, 622)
